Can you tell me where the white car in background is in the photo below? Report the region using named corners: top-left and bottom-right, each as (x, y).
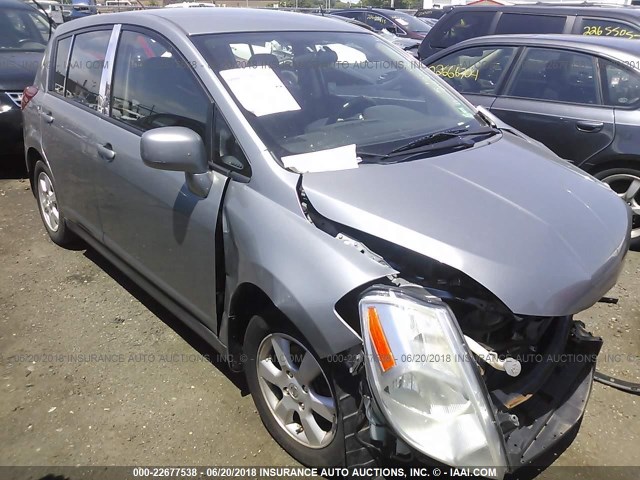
top-left (27, 0), bottom-right (64, 24)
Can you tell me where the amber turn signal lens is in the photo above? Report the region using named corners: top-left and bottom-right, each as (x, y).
top-left (367, 306), bottom-right (395, 372)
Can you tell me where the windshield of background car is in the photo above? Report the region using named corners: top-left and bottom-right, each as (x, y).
top-left (390, 11), bottom-right (432, 33)
top-left (194, 31), bottom-right (486, 161)
top-left (0, 8), bottom-right (52, 51)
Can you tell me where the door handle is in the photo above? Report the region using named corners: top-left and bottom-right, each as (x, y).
top-left (576, 120), bottom-right (604, 133)
top-left (41, 110), bottom-right (54, 124)
top-left (97, 143), bottom-right (116, 161)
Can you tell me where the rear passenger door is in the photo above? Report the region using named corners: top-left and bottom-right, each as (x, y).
top-left (40, 27), bottom-right (113, 239)
top-left (95, 27), bottom-right (235, 331)
top-left (427, 44), bottom-right (519, 109)
top-left (490, 47), bottom-right (614, 164)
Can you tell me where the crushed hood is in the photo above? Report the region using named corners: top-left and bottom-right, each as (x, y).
top-left (302, 133), bottom-right (630, 316)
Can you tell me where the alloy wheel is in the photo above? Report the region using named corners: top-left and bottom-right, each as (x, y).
top-left (255, 333), bottom-right (337, 449)
top-left (38, 171), bottom-right (60, 233)
top-left (601, 173), bottom-right (640, 240)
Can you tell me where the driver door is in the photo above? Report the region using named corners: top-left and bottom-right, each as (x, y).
top-left (95, 27), bottom-right (228, 331)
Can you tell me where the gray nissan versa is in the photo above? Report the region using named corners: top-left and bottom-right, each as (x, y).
top-left (23, 8), bottom-right (630, 476)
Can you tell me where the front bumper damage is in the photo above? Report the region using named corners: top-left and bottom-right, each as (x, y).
top-left (356, 319), bottom-right (602, 477)
top-left (497, 321), bottom-right (601, 470)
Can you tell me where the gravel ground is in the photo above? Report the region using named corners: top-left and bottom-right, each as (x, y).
top-left (1, 165), bottom-right (639, 479)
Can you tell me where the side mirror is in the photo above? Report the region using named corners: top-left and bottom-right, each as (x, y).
top-left (140, 126), bottom-right (212, 198)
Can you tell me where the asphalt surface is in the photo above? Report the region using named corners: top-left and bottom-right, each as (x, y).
top-left (1, 163), bottom-right (639, 479)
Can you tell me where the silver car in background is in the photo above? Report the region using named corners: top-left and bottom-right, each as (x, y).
top-left (22, 8), bottom-right (630, 477)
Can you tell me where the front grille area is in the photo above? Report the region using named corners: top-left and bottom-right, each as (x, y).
top-left (6, 92), bottom-right (23, 108)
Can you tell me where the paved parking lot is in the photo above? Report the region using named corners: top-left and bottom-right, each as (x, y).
top-left (1, 165), bottom-right (639, 478)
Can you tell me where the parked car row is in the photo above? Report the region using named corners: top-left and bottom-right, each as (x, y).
top-left (15, 5), bottom-right (632, 480)
top-left (417, 4), bottom-right (640, 59)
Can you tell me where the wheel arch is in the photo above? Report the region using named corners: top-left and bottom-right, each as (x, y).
top-left (584, 156), bottom-right (640, 176)
top-left (225, 281), bottom-right (287, 370)
top-left (26, 148), bottom-right (44, 193)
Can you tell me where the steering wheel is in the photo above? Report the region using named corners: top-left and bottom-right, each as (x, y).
top-left (326, 96), bottom-right (377, 125)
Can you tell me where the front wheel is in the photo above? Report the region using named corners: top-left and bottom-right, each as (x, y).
top-left (243, 315), bottom-right (368, 467)
top-left (594, 167), bottom-right (640, 249)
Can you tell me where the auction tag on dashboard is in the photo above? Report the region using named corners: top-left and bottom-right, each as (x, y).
top-left (282, 144), bottom-right (359, 173)
top-left (219, 66), bottom-right (301, 117)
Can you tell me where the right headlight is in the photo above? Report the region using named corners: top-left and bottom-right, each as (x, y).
top-left (359, 287), bottom-right (507, 474)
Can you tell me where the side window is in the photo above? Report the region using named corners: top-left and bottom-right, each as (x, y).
top-left (429, 46), bottom-right (517, 95)
top-left (214, 108), bottom-right (251, 177)
top-left (364, 13), bottom-right (393, 31)
top-left (430, 12), bottom-right (495, 49)
top-left (507, 48), bottom-right (599, 105)
top-left (334, 11), bottom-right (364, 21)
top-left (579, 18), bottom-right (640, 39)
top-left (495, 14), bottom-right (566, 34)
top-left (600, 60), bottom-right (640, 107)
top-left (65, 30), bottom-right (111, 110)
top-left (51, 36), bottom-right (72, 95)
top-left (110, 30), bottom-right (209, 139)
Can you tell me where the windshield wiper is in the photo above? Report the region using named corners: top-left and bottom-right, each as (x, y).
top-left (357, 137), bottom-right (473, 164)
top-left (388, 127), bottom-right (499, 155)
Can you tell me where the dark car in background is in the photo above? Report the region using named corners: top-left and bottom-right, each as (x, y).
top-left (332, 8), bottom-right (432, 40)
top-left (0, 0), bottom-right (53, 161)
top-left (418, 4), bottom-right (640, 60)
top-left (426, 34), bottom-right (640, 245)
top-left (415, 6), bottom-right (453, 20)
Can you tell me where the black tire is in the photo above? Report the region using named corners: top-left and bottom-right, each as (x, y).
top-left (33, 160), bottom-right (78, 247)
top-left (593, 167), bottom-right (640, 249)
top-left (243, 315), bottom-right (374, 468)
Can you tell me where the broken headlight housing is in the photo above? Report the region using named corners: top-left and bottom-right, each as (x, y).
top-left (359, 287), bottom-right (507, 474)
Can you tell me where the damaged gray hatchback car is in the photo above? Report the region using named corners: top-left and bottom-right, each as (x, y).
top-left (23, 8), bottom-right (631, 477)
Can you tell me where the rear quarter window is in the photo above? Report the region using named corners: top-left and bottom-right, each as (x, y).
top-left (495, 13), bottom-right (566, 34)
top-left (50, 36), bottom-right (72, 94)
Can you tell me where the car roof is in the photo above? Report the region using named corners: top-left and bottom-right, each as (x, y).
top-left (435, 34), bottom-right (640, 71)
top-left (54, 8), bottom-right (363, 36)
top-left (453, 33), bottom-right (640, 56)
top-left (333, 8), bottom-right (404, 14)
top-left (445, 4), bottom-right (640, 17)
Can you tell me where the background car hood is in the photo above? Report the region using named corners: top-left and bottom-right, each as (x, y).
top-left (302, 134), bottom-right (630, 316)
top-left (0, 52), bottom-right (43, 91)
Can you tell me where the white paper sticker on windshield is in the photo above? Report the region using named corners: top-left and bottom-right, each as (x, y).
top-left (282, 144), bottom-right (359, 173)
top-left (220, 66), bottom-right (300, 117)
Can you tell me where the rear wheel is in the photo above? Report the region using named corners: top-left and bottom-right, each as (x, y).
top-left (243, 315), bottom-right (372, 467)
top-left (594, 167), bottom-right (640, 248)
top-left (34, 160), bottom-right (77, 247)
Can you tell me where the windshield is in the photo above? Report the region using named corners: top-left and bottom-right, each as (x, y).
top-left (0, 8), bottom-right (51, 51)
top-left (390, 11), bottom-right (432, 33)
top-left (194, 31), bottom-right (487, 164)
